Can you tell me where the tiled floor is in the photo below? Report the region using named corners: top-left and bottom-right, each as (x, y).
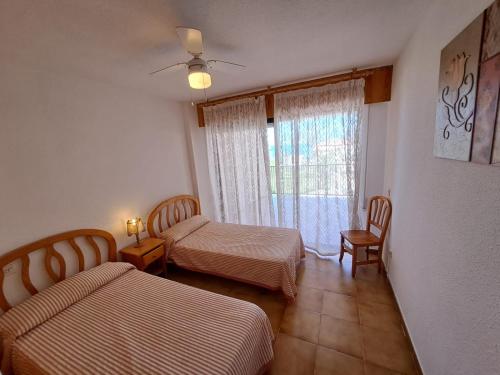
top-left (167, 252), bottom-right (420, 375)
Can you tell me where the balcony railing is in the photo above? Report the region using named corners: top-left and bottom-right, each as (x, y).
top-left (269, 164), bottom-right (354, 196)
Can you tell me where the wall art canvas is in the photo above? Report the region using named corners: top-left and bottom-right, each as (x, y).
top-left (471, 54), bottom-right (500, 163)
top-left (490, 57), bottom-right (500, 164)
top-left (471, 0), bottom-right (500, 165)
top-left (491, 96), bottom-right (500, 165)
top-left (481, 0), bottom-right (500, 62)
top-left (433, 15), bottom-right (484, 161)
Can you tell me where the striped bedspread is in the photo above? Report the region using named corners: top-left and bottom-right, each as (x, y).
top-left (0, 262), bottom-right (274, 375)
top-left (162, 218), bottom-right (305, 300)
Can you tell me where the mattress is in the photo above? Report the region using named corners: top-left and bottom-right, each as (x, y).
top-left (0, 262), bottom-right (274, 375)
top-left (161, 217), bottom-right (305, 300)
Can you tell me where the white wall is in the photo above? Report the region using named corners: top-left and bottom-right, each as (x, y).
top-left (0, 64), bottom-right (193, 253)
top-left (383, 1), bottom-right (500, 374)
top-left (186, 103), bottom-right (388, 219)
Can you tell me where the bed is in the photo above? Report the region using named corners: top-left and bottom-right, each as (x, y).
top-left (0, 229), bottom-right (274, 375)
top-left (147, 195), bottom-right (305, 300)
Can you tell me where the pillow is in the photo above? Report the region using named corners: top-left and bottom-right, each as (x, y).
top-left (160, 215), bottom-right (210, 247)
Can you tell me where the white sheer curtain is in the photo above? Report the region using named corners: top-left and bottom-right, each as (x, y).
top-left (273, 79), bottom-right (365, 256)
top-left (204, 96), bottom-right (274, 226)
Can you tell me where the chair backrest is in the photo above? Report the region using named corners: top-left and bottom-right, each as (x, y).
top-left (366, 196), bottom-right (392, 243)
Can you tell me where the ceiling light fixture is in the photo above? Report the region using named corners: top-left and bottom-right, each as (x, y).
top-left (188, 70), bottom-right (211, 89)
top-left (150, 27), bottom-right (245, 91)
top-left (187, 59), bottom-right (211, 89)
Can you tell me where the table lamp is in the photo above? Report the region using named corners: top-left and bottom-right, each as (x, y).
top-left (127, 217), bottom-right (145, 247)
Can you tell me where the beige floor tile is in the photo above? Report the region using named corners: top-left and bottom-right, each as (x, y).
top-left (356, 278), bottom-right (393, 293)
top-left (257, 296), bottom-right (286, 336)
top-left (336, 252), bottom-right (392, 284)
top-left (295, 265), bottom-right (305, 282)
top-left (260, 287), bottom-right (288, 299)
top-left (231, 282), bottom-right (263, 296)
top-left (268, 313), bottom-right (284, 336)
top-left (315, 345), bottom-right (364, 375)
top-left (355, 266), bottom-right (387, 282)
top-left (322, 292), bottom-right (359, 322)
top-left (295, 286), bottom-right (324, 313)
top-left (172, 273), bottom-right (205, 288)
top-left (362, 326), bottom-right (415, 374)
top-left (357, 290), bottom-right (395, 307)
top-left (356, 281), bottom-right (396, 306)
top-left (229, 290), bottom-right (262, 304)
top-left (364, 362), bottom-right (405, 374)
top-left (170, 262), bottom-right (419, 375)
top-left (326, 277), bottom-right (358, 296)
top-left (297, 267), bottom-right (356, 296)
top-left (227, 282), bottom-right (265, 303)
top-left (270, 333), bottom-right (316, 375)
top-left (166, 273), bottom-right (190, 284)
top-left (318, 315), bottom-right (363, 358)
top-left (315, 256), bottom-right (354, 274)
top-left (258, 293), bottom-right (287, 310)
top-left (280, 306), bottom-right (321, 343)
top-left (302, 251), bottom-right (318, 262)
top-left (296, 268), bottom-right (315, 287)
top-left (358, 301), bottom-right (403, 333)
top-left (199, 279), bottom-right (233, 294)
top-left (304, 256), bottom-right (338, 273)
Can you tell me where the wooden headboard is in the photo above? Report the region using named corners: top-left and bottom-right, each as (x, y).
top-left (147, 195), bottom-right (200, 238)
top-left (0, 229), bottom-right (116, 312)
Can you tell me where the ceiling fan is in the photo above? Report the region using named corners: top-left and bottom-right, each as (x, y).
top-left (150, 27), bottom-right (245, 90)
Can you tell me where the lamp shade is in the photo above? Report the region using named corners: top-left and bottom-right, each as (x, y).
top-left (127, 217), bottom-right (144, 236)
top-left (188, 70), bottom-right (211, 89)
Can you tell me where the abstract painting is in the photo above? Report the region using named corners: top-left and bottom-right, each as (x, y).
top-left (433, 15), bottom-right (483, 161)
top-left (471, 0), bottom-right (500, 165)
top-left (481, 0), bottom-right (500, 62)
top-left (471, 54), bottom-right (500, 164)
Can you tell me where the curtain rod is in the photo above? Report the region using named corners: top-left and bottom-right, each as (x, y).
top-left (197, 65), bottom-right (387, 108)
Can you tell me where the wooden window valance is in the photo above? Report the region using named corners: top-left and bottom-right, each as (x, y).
top-left (196, 65), bottom-right (392, 127)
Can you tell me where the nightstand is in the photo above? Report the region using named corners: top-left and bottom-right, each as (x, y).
top-left (120, 238), bottom-right (167, 276)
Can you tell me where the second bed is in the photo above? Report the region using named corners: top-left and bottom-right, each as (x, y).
top-left (147, 195), bottom-right (305, 300)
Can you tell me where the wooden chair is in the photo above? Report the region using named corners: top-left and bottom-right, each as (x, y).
top-left (339, 196), bottom-right (392, 277)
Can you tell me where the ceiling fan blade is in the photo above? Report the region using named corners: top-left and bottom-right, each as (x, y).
top-left (149, 62), bottom-right (187, 75)
top-left (176, 27), bottom-right (203, 56)
top-left (207, 59), bottom-right (246, 73)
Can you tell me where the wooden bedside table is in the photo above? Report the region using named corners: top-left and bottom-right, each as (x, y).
top-left (120, 238), bottom-right (167, 276)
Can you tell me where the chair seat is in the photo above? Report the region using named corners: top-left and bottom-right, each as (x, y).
top-left (340, 230), bottom-right (381, 246)
top-left (340, 196), bottom-right (392, 278)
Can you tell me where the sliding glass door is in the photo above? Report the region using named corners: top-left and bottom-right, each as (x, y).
top-left (267, 115), bottom-right (358, 255)
top-left (271, 79), bottom-right (365, 256)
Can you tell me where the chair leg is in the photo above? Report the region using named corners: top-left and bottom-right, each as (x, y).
top-left (351, 246), bottom-right (357, 278)
top-left (339, 236), bottom-right (345, 263)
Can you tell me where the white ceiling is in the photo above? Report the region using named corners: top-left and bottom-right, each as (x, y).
top-left (0, 0), bottom-right (432, 102)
